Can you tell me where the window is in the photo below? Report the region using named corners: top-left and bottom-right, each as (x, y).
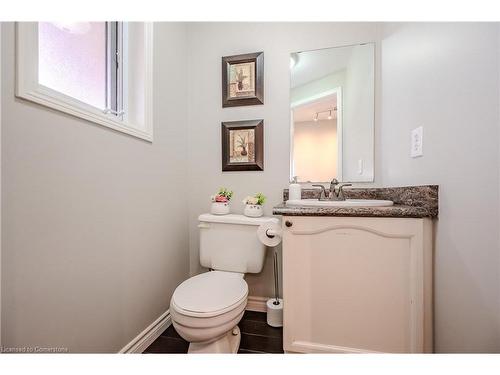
top-left (16, 22), bottom-right (153, 141)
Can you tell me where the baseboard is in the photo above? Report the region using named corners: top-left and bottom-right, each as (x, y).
top-left (119, 310), bottom-right (171, 353)
top-left (288, 341), bottom-right (382, 354)
top-left (246, 296), bottom-right (268, 312)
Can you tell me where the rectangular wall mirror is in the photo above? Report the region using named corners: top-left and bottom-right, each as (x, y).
top-left (290, 43), bottom-right (375, 183)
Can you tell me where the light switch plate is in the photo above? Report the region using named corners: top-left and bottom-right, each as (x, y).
top-left (411, 126), bottom-right (423, 158)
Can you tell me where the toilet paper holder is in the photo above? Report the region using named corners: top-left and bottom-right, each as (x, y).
top-left (266, 229), bottom-right (278, 238)
top-left (257, 221), bottom-right (282, 248)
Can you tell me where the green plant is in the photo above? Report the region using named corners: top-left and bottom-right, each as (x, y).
top-left (255, 192), bottom-right (266, 205)
top-left (217, 187), bottom-right (233, 200)
top-left (243, 193), bottom-right (266, 205)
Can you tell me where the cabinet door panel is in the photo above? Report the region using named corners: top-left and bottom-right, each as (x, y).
top-left (282, 217), bottom-right (429, 353)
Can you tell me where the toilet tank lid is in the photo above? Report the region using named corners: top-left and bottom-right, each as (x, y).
top-left (199, 213), bottom-right (279, 226)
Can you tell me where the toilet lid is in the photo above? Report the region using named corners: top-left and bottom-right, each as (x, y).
top-left (172, 271), bottom-right (248, 316)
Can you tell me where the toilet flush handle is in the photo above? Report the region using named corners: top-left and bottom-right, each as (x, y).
top-left (198, 223), bottom-right (210, 229)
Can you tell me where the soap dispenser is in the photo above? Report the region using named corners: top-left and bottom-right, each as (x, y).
top-left (289, 176), bottom-right (301, 201)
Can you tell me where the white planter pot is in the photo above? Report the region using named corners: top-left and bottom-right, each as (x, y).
top-left (211, 202), bottom-right (230, 215)
top-left (244, 204), bottom-right (263, 217)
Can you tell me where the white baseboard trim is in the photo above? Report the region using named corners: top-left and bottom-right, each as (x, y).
top-left (289, 341), bottom-right (382, 354)
top-left (246, 296), bottom-right (268, 312)
top-left (119, 310), bottom-right (171, 354)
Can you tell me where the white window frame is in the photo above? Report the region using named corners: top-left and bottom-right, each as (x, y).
top-left (15, 22), bottom-right (154, 142)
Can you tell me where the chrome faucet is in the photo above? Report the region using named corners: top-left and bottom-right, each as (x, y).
top-left (313, 179), bottom-right (352, 201)
top-left (312, 184), bottom-right (328, 200)
top-left (329, 179), bottom-right (340, 197)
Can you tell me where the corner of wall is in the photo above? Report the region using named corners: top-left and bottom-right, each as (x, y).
top-left (497, 21), bottom-right (500, 349)
top-left (0, 21), bottom-right (3, 348)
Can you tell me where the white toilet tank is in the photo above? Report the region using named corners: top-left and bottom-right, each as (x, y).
top-left (198, 213), bottom-right (279, 273)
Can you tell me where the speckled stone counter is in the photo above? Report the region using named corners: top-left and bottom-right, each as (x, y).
top-left (273, 185), bottom-right (438, 218)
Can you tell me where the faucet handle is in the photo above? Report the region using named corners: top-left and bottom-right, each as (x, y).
top-left (337, 183), bottom-right (352, 200)
top-left (312, 184), bottom-right (328, 200)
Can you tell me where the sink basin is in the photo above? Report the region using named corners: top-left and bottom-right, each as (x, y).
top-left (285, 199), bottom-right (394, 208)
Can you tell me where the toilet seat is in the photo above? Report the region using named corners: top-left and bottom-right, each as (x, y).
top-left (171, 271), bottom-right (248, 318)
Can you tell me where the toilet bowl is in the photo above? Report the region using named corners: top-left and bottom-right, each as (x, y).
top-left (170, 213), bottom-right (279, 353)
top-left (170, 270), bottom-right (248, 353)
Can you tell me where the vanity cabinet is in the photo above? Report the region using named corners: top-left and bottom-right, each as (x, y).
top-left (282, 216), bottom-right (433, 353)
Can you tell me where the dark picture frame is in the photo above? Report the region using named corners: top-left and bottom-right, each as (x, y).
top-left (221, 120), bottom-right (264, 171)
top-left (222, 52), bottom-right (264, 107)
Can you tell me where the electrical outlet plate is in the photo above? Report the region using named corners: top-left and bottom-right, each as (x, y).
top-left (411, 126), bottom-right (423, 158)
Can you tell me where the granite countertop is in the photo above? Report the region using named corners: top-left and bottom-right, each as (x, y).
top-left (273, 185), bottom-right (438, 219)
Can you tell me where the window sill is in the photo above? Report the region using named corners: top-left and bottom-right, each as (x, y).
top-left (16, 86), bottom-right (153, 142)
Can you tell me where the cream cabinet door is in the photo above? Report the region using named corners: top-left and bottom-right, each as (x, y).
top-left (282, 216), bottom-right (432, 353)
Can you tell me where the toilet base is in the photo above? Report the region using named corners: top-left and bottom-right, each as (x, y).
top-left (188, 326), bottom-right (241, 354)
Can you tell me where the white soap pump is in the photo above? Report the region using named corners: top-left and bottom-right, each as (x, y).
top-left (289, 176), bottom-right (301, 201)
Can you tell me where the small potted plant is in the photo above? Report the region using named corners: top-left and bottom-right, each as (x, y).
top-left (242, 193), bottom-right (266, 217)
top-left (210, 187), bottom-right (233, 215)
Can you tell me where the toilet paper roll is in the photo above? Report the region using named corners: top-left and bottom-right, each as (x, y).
top-left (257, 222), bottom-right (282, 247)
top-left (266, 298), bottom-right (283, 327)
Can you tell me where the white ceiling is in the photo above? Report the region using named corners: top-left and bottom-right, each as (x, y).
top-left (293, 94), bottom-right (337, 123)
top-left (291, 45), bottom-right (353, 88)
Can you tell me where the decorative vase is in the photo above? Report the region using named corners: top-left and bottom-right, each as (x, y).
top-left (244, 204), bottom-right (263, 217)
top-left (211, 202), bottom-right (230, 215)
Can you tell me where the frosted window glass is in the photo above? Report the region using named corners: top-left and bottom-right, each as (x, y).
top-left (38, 22), bottom-right (106, 109)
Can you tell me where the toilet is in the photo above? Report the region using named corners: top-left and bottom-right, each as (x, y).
top-left (170, 213), bottom-right (279, 353)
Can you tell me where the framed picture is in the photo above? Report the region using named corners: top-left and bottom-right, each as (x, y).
top-left (222, 52), bottom-right (264, 107)
top-left (221, 120), bottom-right (264, 171)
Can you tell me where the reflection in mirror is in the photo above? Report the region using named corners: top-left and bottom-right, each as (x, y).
top-left (292, 92), bottom-right (339, 182)
top-left (290, 43), bottom-right (375, 183)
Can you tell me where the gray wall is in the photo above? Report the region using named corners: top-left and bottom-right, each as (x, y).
top-left (186, 22), bottom-right (381, 298)
top-left (0, 22), bottom-right (190, 352)
top-left (379, 23), bottom-right (500, 352)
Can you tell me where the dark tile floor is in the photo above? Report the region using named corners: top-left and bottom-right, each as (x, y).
top-left (144, 311), bottom-right (283, 354)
